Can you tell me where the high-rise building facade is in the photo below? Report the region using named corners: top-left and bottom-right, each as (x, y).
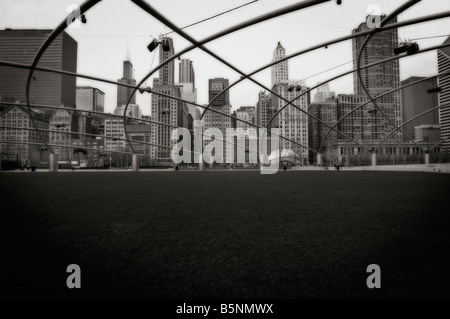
top-left (176, 82), bottom-right (199, 120)
top-left (151, 37), bottom-right (189, 165)
top-left (308, 97), bottom-right (338, 155)
top-left (159, 37), bottom-right (175, 86)
top-left (105, 119), bottom-right (125, 151)
top-left (76, 86), bottom-right (105, 113)
top-left (272, 82), bottom-right (310, 163)
top-left (236, 106), bottom-right (256, 128)
top-left (0, 29), bottom-right (77, 110)
top-left (76, 86), bottom-right (105, 135)
top-left (179, 59), bottom-right (195, 86)
top-left (0, 105), bottom-right (49, 166)
top-left (203, 78), bottom-right (232, 164)
top-left (256, 90), bottom-right (272, 128)
top-left (352, 16), bottom-right (401, 141)
top-left (400, 76), bottom-right (439, 141)
top-left (117, 60), bottom-right (137, 107)
top-left (270, 42), bottom-right (309, 163)
top-left (271, 42), bottom-right (288, 88)
top-left (437, 36), bottom-right (450, 158)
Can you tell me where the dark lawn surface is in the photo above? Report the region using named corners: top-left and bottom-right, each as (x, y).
top-left (0, 171), bottom-right (449, 299)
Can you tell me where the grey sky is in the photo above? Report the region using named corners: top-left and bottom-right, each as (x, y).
top-left (1, 0), bottom-right (449, 115)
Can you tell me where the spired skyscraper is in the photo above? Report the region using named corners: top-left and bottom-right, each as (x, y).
top-left (270, 42), bottom-right (310, 164)
top-left (271, 42), bottom-right (289, 87)
top-left (117, 60), bottom-right (137, 107)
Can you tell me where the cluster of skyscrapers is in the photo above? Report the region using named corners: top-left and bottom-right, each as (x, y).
top-left (1, 12), bottom-right (450, 168)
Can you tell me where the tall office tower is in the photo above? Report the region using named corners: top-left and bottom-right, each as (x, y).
top-left (308, 97), bottom-right (338, 155)
top-left (76, 86), bottom-right (105, 135)
top-left (437, 36), bottom-right (450, 158)
top-left (176, 82), bottom-right (198, 119)
top-left (177, 59), bottom-right (198, 119)
top-left (271, 42), bottom-right (289, 88)
top-left (76, 86), bottom-right (105, 113)
top-left (179, 59), bottom-right (195, 86)
top-left (160, 37), bottom-right (175, 86)
top-left (337, 94), bottom-right (370, 142)
top-left (256, 91), bottom-right (273, 128)
top-left (117, 60), bottom-right (137, 107)
top-left (151, 37), bottom-right (189, 166)
top-left (352, 16), bottom-right (401, 141)
top-left (400, 77), bottom-right (439, 141)
top-left (272, 82), bottom-right (310, 164)
top-left (202, 78), bottom-right (232, 164)
top-left (0, 29), bottom-right (77, 110)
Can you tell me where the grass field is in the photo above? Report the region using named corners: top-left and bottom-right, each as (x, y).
top-left (0, 170), bottom-right (449, 299)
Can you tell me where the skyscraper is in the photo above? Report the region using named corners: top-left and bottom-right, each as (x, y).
top-left (352, 16), bottom-right (401, 141)
top-left (76, 86), bottom-right (105, 135)
top-left (151, 37), bottom-right (189, 166)
top-left (256, 90), bottom-right (272, 128)
top-left (117, 60), bottom-right (137, 107)
top-left (400, 76), bottom-right (439, 141)
top-left (176, 59), bottom-right (198, 120)
top-left (179, 59), bottom-right (195, 86)
top-left (203, 78), bottom-right (232, 164)
top-left (160, 37), bottom-right (175, 86)
top-left (270, 42), bottom-right (309, 163)
top-left (0, 29), bottom-right (77, 110)
top-left (308, 97), bottom-right (338, 156)
top-left (437, 36), bottom-right (450, 158)
top-left (271, 42), bottom-right (289, 88)
top-left (272, 82), bottom-right (310, 163)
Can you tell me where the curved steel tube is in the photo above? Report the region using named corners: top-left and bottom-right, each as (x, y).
top-left (318, 66), bottom-right (450, 152)
top-left (375, 103), bottom-right (449, 151)
top-left (123, 0), bottom-right (331, 153)
top-left (24, 0), bottom-right (102, 155)
top-left (429, 136), bottom-right (450, 152)
top-left (355, 0), bottom-right (421, 149)
top-left (0, 60), bottom-right (136, 90)
top-left (202, 10), bottom-right (450, 122)
top-left (1, 101), bottom-right (263, 156)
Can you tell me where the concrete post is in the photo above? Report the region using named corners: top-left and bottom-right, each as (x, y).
top-left (371, 152), bottom-right (377, 166)
top-left (198, 155), bottom-right (204, 171)
top-left (316, 153), bottom-right (322, 166)
top-left (424, 151), bottom-right (430, 165)
top-left (132, 154), bottom-right (139, 172)
top-left (49, 153), bottom-right (57, 172)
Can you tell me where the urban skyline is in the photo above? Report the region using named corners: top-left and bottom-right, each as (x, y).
top-left (1, 0), bottom-right (448, 115)
top-left (2, 0), bottom-right (450, 306)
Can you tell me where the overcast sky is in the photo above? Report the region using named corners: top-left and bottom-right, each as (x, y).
top-left (1, 0), bottom-right (449, 115)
